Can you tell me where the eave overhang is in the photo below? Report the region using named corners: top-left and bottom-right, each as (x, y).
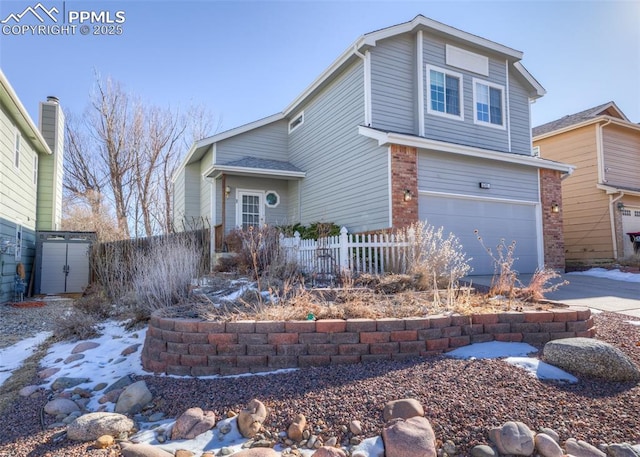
top-left (203, 164), bottom-right (306, 181)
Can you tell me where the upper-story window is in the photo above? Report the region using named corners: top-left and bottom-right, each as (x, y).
top-left (288, 111), bottom-right (304, 133)
top-left (14, 129), bottom-right (21, 169)
top-left (473, 78), bottom-right (505, 129)
top-left (426, 65), bottom-right (463, 120)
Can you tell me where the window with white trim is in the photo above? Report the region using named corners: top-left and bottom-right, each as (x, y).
top-left (426, 65), bottom-right (463, 120)
top-left (473, 78), bottom-right (505, 128)
top-left (33, 155), bottom-right (38, 185)
top-left (288, 112), bottom-right (304, 133)
top-left (14, 129), bottom-right (21, 169)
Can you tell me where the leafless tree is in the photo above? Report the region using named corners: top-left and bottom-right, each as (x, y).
top-left (63, 73), bottom-right (217, 239)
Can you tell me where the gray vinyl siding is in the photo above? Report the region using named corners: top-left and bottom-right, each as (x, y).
top-left (508, 72), bottom-right (534, 155)
top-left (418, 149), bottom-right (539, 202)
top-left (184, 163), bottom-right (201, 221)
top-left (0, 218), bottom-right (35, 303)
top-left (288, 60), bottom-right (390, 233)
top-left (216, 120), bottom-right (288, 164)
top-left (422, 36), bottom-right (509, 152)
top-left (222, 177), bottom-right (290, 231)
top-left (370, 34), bottom-right (416, 134)
top-left (172, 168), bottom-right (186, 231)
top-left (199, 149), bottom-right (213, 221)
top-left (37, 102), bottom-right (64, 231)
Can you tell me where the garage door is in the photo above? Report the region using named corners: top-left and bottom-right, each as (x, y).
top-left (419, 194), bottom-right (540, 275)
top-left (622, 207), bottom-right (640, 258)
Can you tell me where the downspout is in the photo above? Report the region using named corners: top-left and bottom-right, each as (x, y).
top-left (353, 46), bottom-right (371, 126)
top-left (609, 192), bottom-right (624, 260)
top-left (597, 118), bottom-right (619, 259)
top-left (221, 174), bottom-right (227, 243)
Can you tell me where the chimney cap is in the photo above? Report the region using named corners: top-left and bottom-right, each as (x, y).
top-left (46, 96), bottom-right (59, 103)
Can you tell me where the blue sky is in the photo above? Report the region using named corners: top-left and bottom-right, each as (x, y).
top-left (1, 0), bottom-right (639, 136)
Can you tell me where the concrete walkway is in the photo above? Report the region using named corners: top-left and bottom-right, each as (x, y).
top-left (465, 273), bottom-right (640, 318)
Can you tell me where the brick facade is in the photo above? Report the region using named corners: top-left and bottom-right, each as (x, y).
top-left (142, 309), bottom-right (594, 376)
top-left (540, 169), bottom-right (566, 270)
top-left (390, 144), bottom-right (419, 229)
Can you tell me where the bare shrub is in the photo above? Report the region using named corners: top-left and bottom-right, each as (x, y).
top-left (519, 268), bottom-right (569, 302)
top-left (396, 221), bottom-right (472, 289)
top-left (132, 235), bottom-right (202, 317)
top-left (476, 231), bottom-right (518, 300)
top-left (52, 309), bottom-right (100, 341)
top-left (72, 284), bottom-right (114, 319)
top-left (91, 241), bottom-right (133, 303)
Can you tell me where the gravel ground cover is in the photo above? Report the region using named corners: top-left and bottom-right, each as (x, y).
top-left (0, 309), bottom-right (639, 456)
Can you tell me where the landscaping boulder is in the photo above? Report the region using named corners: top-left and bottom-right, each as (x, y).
top-left (535, 432), bottom-right (563, 457)
top-left (564, 438), bottom-right (606, 457)
top-left (115, 380), bottom-right (153, 414)
top-left (67, 412), bottom-right (134, 441)
top-left (230, 449), bottom-right (279, 457)
top-left (237, 398), bottom-right (268, 438)
top-left (171, 407), bottom-right (216, 440)
top-left (383, 398), bottom-right (425, 422)
top-left (312, 447), bottom-right (347, 457)
top-left (382, 416), bottom-right (436, 457)
top-left (120, 442), bottom-right (173, 457)
top-left (44, 398), bottom-right (80, 416)
top-left (288, 413), bottom-right (306, 441)
top-left (488, 421), bottom-right (535, 456)
top-left (543, 338), bottom-right (640, 382)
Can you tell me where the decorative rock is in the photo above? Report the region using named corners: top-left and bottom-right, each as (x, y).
top-left (121, 344), bottom-right (142, 356)
top-left (104, 374), bottom-right (135, 393)
top-left (95, 435), bottom-right (115, 449)
top-left (115, 380), bottom-right (152, 414)
top-left (606, 443), bottom-right (640, 457)
top-left (564, 438), bottom-right (607, 457)
top-left (325, 437), bottom-right (338, 447)
top-left (311, 447), bottom-right (347, 457)
top-left (51, 376), bottom-right (90, 391)
top-left (171, 407), bottom-right (216, 440)
top-left (443, 440), bottom-right (457, 455)
top-left (471, 445), bottom-right (498, 457)
top-left (539, 427), bottom-right (560, 443)
top-left (99, 389), bottom-right (122, 404)
top-left (543, 338), bottom-right (640, 382)
top-left (38, 367), bottom-right (60, 379)
top-left (120, 442), bottom-right (173, 457)
top-left (381, 416), bottom-right (437, 457)
top-left (383, 398), bottom-right (425, 422)
top-left (71, 341), bottom-right (100, 353)
top-left (488, 421), bottom-right (535, 456)
top-left (93, 382), bottom-right (108, 391)
top-left (67, 412), bottom-right (134, 441)
top-left (229, 449), bottom-right (279, 457)
top-left (44, 398), bottom-right (80, 416)
top-left (349, 420), bottom-right (363, 435)
top-left (19, 385), bottom-right (41, 397)
top-left (64, 354), bottom-right (85, 364)
top-left (175, 450), bottom-right (195, 457)
top-left (535, 432), bottom-right (564, 457)
top-left (288, 414), bottom-right (306, 442)
top-left (238, 399), bottom-right (268, 438)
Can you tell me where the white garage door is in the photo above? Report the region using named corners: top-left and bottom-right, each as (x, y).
top-left (621, 207), bottom-right (640, 258)
top-left (419, 194), bottom-right (540, 275)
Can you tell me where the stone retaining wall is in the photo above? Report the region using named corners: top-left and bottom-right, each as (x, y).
top-left (141, 309), bottom-right (594, 376)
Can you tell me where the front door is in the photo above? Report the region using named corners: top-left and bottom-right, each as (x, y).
top-left (237, 190), bottom-right (264, 230)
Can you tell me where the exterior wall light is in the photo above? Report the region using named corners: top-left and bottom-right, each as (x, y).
top-left (225, 186), bottom-right (231, 198)
top-left (617, 202), bottom-right (625, 211)
top-left (551, 202), bottom-right (560, 213)
top-left (403, 189), bottom-right (412, 202)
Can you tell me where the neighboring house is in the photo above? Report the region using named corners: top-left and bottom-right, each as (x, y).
top-left (173, 15), bottom-right (573, 275)
top-left (0, 69), bottom-right (64, 302)
top-left (534, 101), bottom-right (640, 266)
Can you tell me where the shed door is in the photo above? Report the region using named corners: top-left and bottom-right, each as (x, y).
top-left (622, 207), bottom-right (640, 258)
top-left (419, 195), bottom-right (540, 275)
top-left (40, 242), bottom-right (90, 294)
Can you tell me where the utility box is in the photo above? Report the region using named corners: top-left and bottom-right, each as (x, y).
top-left (35, 231), bottom-right (96, 295)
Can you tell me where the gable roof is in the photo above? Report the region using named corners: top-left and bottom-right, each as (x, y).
top-left (0, 69), bottom-right (51, 156)
top-left (203, 156), bottom-right (305, 180)
top-left (533, 101), bottom-right (628, 137)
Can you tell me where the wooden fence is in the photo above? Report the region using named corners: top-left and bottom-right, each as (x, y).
top-left (280, 226), bottom-right (412, 276)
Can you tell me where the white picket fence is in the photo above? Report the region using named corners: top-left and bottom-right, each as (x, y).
top-left (280, 226), bottom-right (412, 276)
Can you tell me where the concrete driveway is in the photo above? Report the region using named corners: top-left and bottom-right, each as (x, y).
top-left (466, 273), bottom-right (640, 318)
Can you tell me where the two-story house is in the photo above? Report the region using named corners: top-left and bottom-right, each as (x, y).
top-left (534, 101), bottom-right (640, 266)
top-left (173, 15), bottom-right (573, 275)
top-left (0, 69), bottom-right (64, 302)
